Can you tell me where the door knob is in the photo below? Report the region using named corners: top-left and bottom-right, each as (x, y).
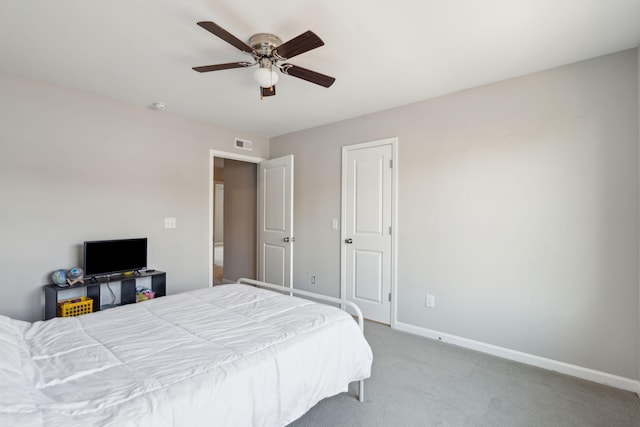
top-left (284, 237), bottom-right (296, 243)
top-left (345, 238), bottom-right (353, 244)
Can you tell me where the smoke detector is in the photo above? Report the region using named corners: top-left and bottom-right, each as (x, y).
top-left (151, 102), bottom-right (167, 111)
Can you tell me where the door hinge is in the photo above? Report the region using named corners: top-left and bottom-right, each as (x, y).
top-left (388, 292), bottom-right (391, 302)
top-left (389, 226), bottom-right (392, 235)
top-left (389, 159), bottom-right (393, 168)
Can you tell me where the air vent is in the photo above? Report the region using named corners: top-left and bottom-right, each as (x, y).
top-left (235, 138), bottom-right (253, 151)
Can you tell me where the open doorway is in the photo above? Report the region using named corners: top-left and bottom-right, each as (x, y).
top-left (209, 150), bottom-right (264, 287)
top-left (213, 158), bottom-right (225, 284)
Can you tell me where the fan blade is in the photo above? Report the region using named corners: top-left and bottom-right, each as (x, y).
top-left (261, 86), bottom-right (276, 97)
top-left (192, 62), bottom-right (252, 73)
top-left (272, 31), bottom-right (324, 60)
top-left (197, 21), bottom-right (253, 54)
top-left (280, 64), bottom-right (335, 88)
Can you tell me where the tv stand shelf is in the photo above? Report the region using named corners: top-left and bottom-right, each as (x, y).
top-left (44, 271), bottom-right (166, 320)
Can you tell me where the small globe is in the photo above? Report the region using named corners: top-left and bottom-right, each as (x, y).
top-left (51, 269), bottom-right (67, 286)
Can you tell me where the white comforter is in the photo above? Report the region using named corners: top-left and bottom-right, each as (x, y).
top-left (0, 284), bottom-right (372, 426)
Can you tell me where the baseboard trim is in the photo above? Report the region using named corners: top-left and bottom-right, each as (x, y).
top-left (394, 321), bottom-right (640, 395)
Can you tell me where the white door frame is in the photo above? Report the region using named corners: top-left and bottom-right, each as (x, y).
top-left (340, 138), bottom-right (398, 327)
top-left (208, 149), bottom-right (265, 288)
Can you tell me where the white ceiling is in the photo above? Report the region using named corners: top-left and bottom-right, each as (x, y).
top-left (1, 0), bottom-right (639, 138)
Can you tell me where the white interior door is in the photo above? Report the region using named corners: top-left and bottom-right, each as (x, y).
top-left (258, 155), bottom-right (294, 287)
top-left (342, 139), bottom-right (395, 324)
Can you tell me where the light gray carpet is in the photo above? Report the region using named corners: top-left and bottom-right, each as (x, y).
top-left (290, 321), bottom-right (640, 427)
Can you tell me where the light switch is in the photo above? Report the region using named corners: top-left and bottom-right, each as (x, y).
top-left (164, 217), bottom-right (176, 229)
top-left (426, 294), bottom-right (435, 308)
top-left (331, 219), bottom-right (338, 230)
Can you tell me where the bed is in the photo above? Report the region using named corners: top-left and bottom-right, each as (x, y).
top-left (0, 280), bottom-right (373, 427)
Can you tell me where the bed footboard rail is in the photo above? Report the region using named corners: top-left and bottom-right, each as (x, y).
top-left (236, 278), bottom-right (366, 402)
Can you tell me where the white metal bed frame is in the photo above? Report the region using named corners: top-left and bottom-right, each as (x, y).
top-left (237, 278), bottom-right (366, 402)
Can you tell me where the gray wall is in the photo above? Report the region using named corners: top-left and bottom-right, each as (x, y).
top-left (0, 70), bottom-right (268, 322)
top-left (270, 49), bottom-right (639, 380)
top-left (223, 159), bottom-right (257, 282)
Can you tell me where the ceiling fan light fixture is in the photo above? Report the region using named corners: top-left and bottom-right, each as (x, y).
top-left (253, 67), bottom-right (279, 88)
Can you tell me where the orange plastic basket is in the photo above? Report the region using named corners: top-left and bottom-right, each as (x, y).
top-left (57, 296), bottom-right (93, 317)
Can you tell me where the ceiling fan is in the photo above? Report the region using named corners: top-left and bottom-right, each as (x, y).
top-left (192, 21), bottom-right (336, 98)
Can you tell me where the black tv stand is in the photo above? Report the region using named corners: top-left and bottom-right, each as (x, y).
top-left (44, 270), bottom-right (166, 320)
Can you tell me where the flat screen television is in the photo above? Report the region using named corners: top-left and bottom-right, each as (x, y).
top-left (83, 238), bottom-right (147, 277)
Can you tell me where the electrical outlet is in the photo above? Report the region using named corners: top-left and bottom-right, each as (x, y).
top-left (425, 294), bottom-right (435, 308)
top-left (164, 217), bottom-right (176, 229)
top-left (310, 275), bottom-right (316, 284)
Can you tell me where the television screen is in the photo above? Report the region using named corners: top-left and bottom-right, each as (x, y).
top-left (83, 238), bottom-right (147, 277)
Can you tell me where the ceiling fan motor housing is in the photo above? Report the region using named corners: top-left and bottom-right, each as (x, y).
top-left (249, 33), bottom-right (283, 57)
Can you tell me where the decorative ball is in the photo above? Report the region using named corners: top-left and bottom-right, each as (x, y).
top-left (51, 269), bottom-right (67, 286)
top-left (67, 267), bottom-right (84, 279)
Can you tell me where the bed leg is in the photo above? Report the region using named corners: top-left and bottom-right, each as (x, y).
top-left (358, 380), bottom-right (364, 402)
